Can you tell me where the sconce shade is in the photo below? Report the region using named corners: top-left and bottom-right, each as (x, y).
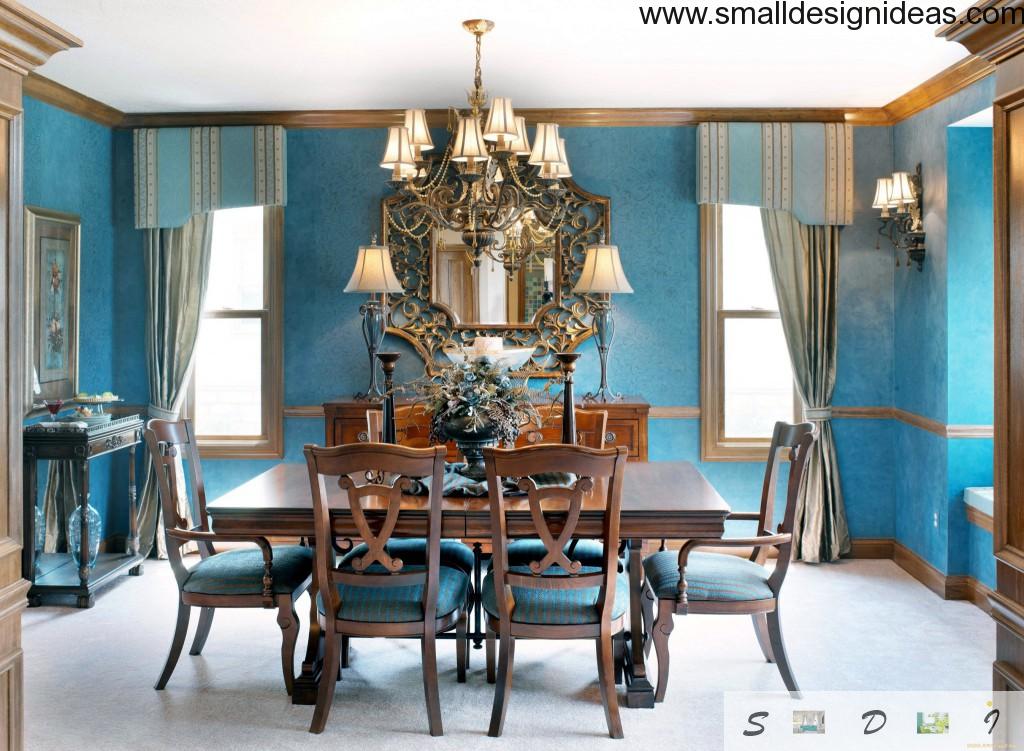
top-left (529, 123), bottom-right (563, 166)
top-left (344, 243), bottom-right (404, 293)
top-left (508, 116), bottom-right (531, 155)
top-left (552, 138), bottom-right (572, 178)
top-left (380, 126), bottom-right (415, 169)
top-left (872, 177), bottom-right (893, 209)
top-left (573, 244), bottom-right (634, 294)
top-left (483, 97), bottom-right (517, 142)
top-left (403, 109), bottom-right (434, 152)
top-left (889, 171), bottom-right (915, 205)
top-left (452, 117), bottom-right (489, 163)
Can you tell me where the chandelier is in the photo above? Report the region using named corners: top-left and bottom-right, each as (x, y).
top-left (379, 19), bottom-right (571, 275)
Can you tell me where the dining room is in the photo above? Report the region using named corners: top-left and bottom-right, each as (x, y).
top-left (2, 1), bottom-right (1023, 749)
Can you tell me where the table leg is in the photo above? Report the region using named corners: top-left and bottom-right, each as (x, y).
top-left (472, 541), bottom-right (484, 649)
top-left (292, 549), bottom-right (323, 705)
top-left (127, 445), bottom-right (143, 575)
top-left (623, 538), bottom-right (655, 708)
top-left (77, 459), bottom-right (94, 609)
top-left (22, 450), bottom-right (38, 590)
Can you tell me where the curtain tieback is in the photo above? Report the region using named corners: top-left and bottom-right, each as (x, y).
top-left (804, 407), bottom-right (832, 422)
top-left (147, 404), bottom-right (179, 421)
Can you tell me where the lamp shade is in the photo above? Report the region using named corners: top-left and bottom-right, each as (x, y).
top-left (344, 243), bottom-right (404, 293)
top-left (483, 97), bottom-right (517, 142)
top-left (452, 117), bottom-right (489, 163)
top-left (871, 177), bottom-right (893, 209)
top-left (889, 171), bottom-right (915, 205)
top-left (403, 109), bottom-right (434, 152)
top-left (529, 123), bottom-right (562, 166)
top-left (508, 116), bottom-right (531, 156)
top-left (573, 244), bottom-right (633, 294)
top-left (553, 137), bottom-right (572, 178)
top-left (380, 126), bottom-right (415, 169)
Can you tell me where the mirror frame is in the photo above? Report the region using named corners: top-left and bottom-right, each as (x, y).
top-left (381, 179), bottom-right (611, 378)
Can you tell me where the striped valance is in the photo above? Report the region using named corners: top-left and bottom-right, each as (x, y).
top-left (133, 125), bottom-right (287, 229)
top-left (697, 122), bottom-right (854, 226)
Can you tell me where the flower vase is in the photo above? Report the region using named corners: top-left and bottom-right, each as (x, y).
top-left (443, 413), bottom-right (499, 481)
top-left (67, 498), bottom-right (101, 569)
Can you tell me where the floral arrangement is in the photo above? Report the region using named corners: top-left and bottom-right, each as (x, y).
top-left (416, 359), bottom-right (539, 446)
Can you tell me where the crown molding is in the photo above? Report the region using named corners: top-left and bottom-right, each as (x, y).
top-left (23, 71), bottom-right (123, 127)
top-left (938, 0), bottom-right (1024, 63)
top-left (0, 1), bottom-right (80, 77)
top-left (879, 55), bottom-right (995, 123)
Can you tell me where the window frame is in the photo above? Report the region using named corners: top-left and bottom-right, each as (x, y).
top-left (700, 203), bottom-right (800, 462)
top-left (185, 205), bottom-right (284, 459)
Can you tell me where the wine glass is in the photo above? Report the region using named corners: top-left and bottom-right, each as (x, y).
top-left (43, 399), bottom-right (64, 418)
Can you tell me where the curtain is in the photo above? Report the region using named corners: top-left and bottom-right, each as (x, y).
top-left (41, 461), bottom-right (79, 553)
top-left (136, 213), bottom-right (214, 558)
top-left (760, 208), bottom-right (850, 563)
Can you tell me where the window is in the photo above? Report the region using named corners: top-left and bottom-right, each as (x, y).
top-left (187, 206), bottom-right (283, 458)
top-left (700, 204), bottom-right (799, 461)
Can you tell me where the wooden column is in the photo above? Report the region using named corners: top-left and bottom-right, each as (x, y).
top-left (0, 5), bottom-right (79, 748)
top-left (942, 5), bottom-right (1024, 700)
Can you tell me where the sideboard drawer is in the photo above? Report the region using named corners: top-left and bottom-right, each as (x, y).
top-left (332, 418), bottom-right (370, 445)
top-left (605, 419), bottom-right (639, 458)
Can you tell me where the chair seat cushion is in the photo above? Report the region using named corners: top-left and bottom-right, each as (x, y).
top-left (339, 539), bottom-right (475, 575)
top-left (481, 566), bottom-right (628, 625)
top-left (505, 538), bottom-right (606, 568)
top-left (643, 550), bottom-right (773, 602)
top-left (182, 545), bottom-right (313, 596)
top-left (318, 565), bottom-right (470, 624)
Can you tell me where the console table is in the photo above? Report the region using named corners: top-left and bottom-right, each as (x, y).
top-left (23, 415), bottom-right (145, 608)
top-left (323, 396), bottom-right (650, 460)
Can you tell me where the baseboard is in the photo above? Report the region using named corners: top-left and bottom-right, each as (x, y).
top-left (848, 538), bottom-right (895, 559)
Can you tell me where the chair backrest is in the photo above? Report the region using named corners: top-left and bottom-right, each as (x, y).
top-left (483, 444), bottom-right (628, 628)
top-left (143, 418), bottom-right (210, 583)
top-left (516, 405), bottom-right (608, 449)
top-left (303, 442), bottom-right (447, 624)
top-left (758, 421), bottom-right (816, 574)
top-left (365, 404), bottom-right (435, 448)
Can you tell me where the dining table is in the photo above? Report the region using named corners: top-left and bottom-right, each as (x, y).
top-left (206, 459), bottom-right (731, 709)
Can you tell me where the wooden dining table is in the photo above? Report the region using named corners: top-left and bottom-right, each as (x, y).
top-left (206, 460), bottom-right (731, 709)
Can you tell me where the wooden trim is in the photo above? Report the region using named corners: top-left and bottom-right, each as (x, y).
top-left (848, 537), bottom-right (895, 558)
top-left (947, 424), bottom-right (996, 438)
top-left (831, 405), bottom-right (994, 438)
top-left (23, 73), bottom-right (123, 127)
top-left (967, 504), bottom-right (996, 532)
top-left (0, 3), bottom-right (81, 77)
top-left (892, 407), bottom-right (948, 437)
top-left (831, 406), bottom-right (892, 420)
top-left (283, 405), bottom-right (325, 418)
top-left (938, 1), bottom-right (1024, 64)
top-left (966, 576), bottom-right (995, 613)
top-left (893, 540), bottom-right (956, 599)
top-left (649, 406), bottom-right (700, 419)
top-left (879, 56), bottom-right (995, 124)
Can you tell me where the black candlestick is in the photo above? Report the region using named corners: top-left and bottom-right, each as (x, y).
top-left (554, 352), bottom-right (581, 445)
top-left (376, 352), bottom-right (401, 444)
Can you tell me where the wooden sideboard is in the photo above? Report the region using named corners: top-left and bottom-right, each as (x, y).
top-left (323, 396), bottom-right (650, 461)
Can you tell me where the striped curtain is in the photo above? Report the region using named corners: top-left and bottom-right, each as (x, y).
top-left (133, 125), bottom-right (287, 229)
top-left (697, 122), bottom-right (854, 226)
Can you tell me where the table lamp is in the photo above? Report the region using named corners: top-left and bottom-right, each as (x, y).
top-left (572, 243), bottom-right (633, 402)
top-left (344, 237), bottom-right (404, 400)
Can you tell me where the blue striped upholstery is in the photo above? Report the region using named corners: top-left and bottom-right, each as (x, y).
top-left (505, 539), bottom-right (605, 568)
top-left (318, 565), bottom-right (470, 623)
top-left (339, 539), bottom-right (475, 575)
top-left (182, 545), bottom-right (313, 596)
top-left (643, 550), bottom-right (773, 602)
top-left (481, 566), bottom-right (628, 625)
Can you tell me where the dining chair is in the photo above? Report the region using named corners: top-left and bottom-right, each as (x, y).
top-left (641, 421), bottom-right (816, 702)
top-left (482, 444), bottom-right (629, 739)
top-left (303, 442), bottom-right (471, 736)
top-left (144, 418), bottom-right (313, 694)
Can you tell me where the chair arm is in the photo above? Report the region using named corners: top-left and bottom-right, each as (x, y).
top-left (673, 533), bottom-right (791, 609)
top-left (165, 530), bottom-right (276, 604)
top-left (725, 512), bottom-right (762, 522)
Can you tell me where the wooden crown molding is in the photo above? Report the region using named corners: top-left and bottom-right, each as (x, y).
top-left (938, 0), bottom-right (1024, 63)
top-left (877, 55), bottom-right (995, 124)
top-left (0, 0), bottom-right (80, 76)
top-left (23, 71), bottom-right (122, 127)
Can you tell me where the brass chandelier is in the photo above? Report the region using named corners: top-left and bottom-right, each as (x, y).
top-left (379, 19), bottom-right (571, 275)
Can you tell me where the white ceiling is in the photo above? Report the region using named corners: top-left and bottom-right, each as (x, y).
top-left (24, 0), bottom-right (975, 112)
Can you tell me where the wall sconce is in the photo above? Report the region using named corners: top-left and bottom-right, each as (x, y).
top-left (873, 164), bottom-right (926, 271)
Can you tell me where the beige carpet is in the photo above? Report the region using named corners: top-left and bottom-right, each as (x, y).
top-left (23, 559), bottom-right (993, 750)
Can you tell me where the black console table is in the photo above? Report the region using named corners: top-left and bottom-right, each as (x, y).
top-left (23, 415), bottom-right (145, 607)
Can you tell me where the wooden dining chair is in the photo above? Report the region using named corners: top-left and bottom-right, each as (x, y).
top-left (144, 418), bottom-right (313, 694)
top-left (482, 444), bottom-right (629, 739)
top-left (641, 421), bottom-right (816, 702)
top-left (303, 442), bottom-right (471, 736)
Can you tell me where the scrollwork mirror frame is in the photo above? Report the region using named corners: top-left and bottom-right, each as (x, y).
top-left (381, 179), bottom-right (611, 379)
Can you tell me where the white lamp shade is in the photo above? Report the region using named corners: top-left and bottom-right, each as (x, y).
top-left (451, 117), bottom-right (489, 163)
top-left (529, 123), bottom-right (562, 166)
top-left (403, 109), bottom-right (434, 151)
top-left (889, 171), bottom-right (915, 205)
top-left (483, 97), bottom-right (517, 142)
top-left (553, 137), bottom-right (571, 178)
top-left (573, 244), bottom-right (634, 294)
top-left (872, 177), bottom-right (893, 209)
top-left (508, 116), bottom-right (531, 155)
top-left (380, 126), bottom-right (415, 169)
top-left (344, 243), bottom-right (404, 293)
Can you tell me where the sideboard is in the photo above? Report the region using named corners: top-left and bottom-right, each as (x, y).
top-left (323, 396), bottom-right (650, 461)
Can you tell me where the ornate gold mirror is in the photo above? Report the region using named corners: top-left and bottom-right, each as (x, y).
top-left (382, 179), bottom-right (611, 378)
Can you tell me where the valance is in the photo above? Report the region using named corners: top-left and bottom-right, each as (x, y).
top-left (133, 125), bottom-right (287, 229)
top-left (697, 122), bottom-right (854, 226)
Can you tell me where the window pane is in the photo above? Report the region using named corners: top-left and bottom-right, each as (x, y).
top-left (194, 317), bottom-right (262, 436)
top-left (205, 206), bottom-right (264, 311)
top-left (721, 204), bottom-right (778, 311)
top-left (723, 317), bottom-right (793, 438)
